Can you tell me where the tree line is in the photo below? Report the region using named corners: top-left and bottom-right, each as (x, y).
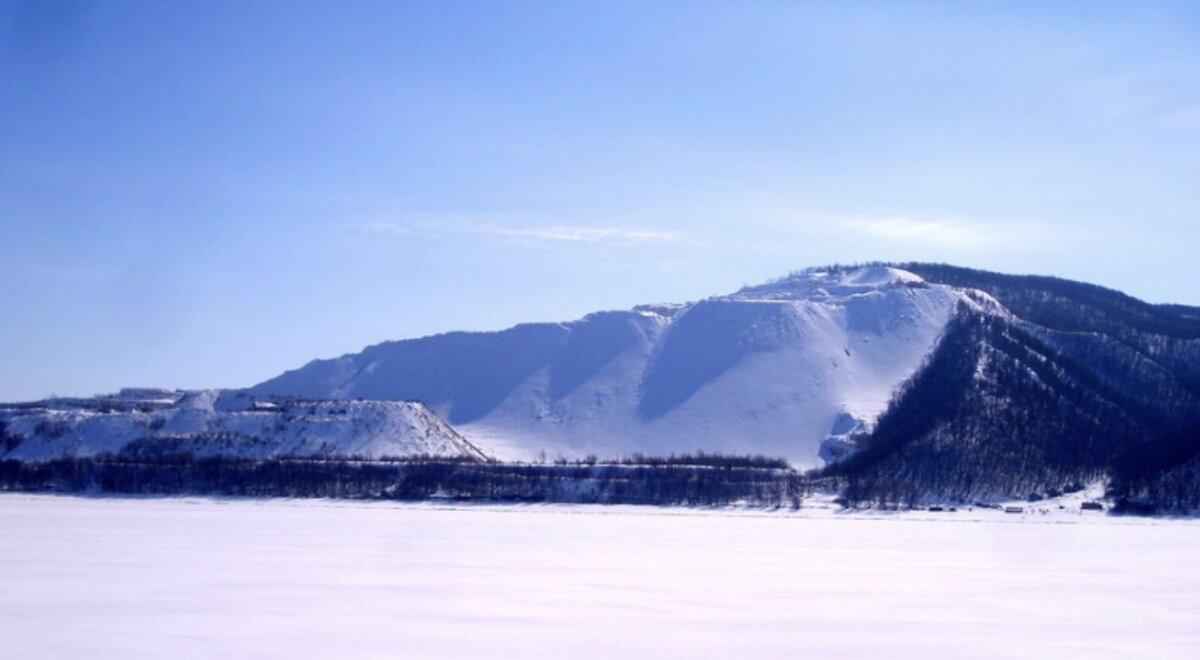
top-left (0, 455), bottom-right (810, 508)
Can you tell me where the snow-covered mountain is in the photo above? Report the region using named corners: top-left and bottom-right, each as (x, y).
top-left (0, 389), bottom-right (487, 462)
top-left (832, 263), bottom-right (1200, 503)
top-left (251, 261), bottom-right (1200, 505)
top-left (254, 266), bottom-right (964, 467)
top-left (7, 262), bottom-right (1198, 507)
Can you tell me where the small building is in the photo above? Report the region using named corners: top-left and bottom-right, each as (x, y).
top-left (1004, 506), bottom-right (1024, 514)
top-left (1081, 501), bottom-right (1104, 511)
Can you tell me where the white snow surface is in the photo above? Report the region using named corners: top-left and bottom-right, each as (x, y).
top-left (0, 391), bottom-right (484, 461)
top-left (2, 494), bottom-right (1198, 659)
top-left (255, 266), bottom-right (963, 466)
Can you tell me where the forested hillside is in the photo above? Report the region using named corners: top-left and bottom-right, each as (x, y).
top-left (827, 264), bottom-right (1200, 511)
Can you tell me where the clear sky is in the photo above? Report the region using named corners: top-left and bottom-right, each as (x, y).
top-left (2, 1), bottom-right (1199, 401)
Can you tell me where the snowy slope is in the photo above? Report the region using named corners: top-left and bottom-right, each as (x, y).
top-left (830, 263), bottom-right (1200, 504)
top-left (254, 266), bottom-right (964, 467)
top-left (0, 390), bottom-right (486, 462)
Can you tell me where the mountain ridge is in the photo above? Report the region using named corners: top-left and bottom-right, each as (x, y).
top-left (5, 262), bottom-right (1199, 509)
top-left (253, 265), bottom-right (963, 466)
top-left (828, 263), bottom-right (1200, 506)
top-left (250, 262), bottom-right (1200, 508)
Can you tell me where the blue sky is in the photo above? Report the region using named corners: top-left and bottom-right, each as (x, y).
top-left (2, 1), bottom-right (1199, 400)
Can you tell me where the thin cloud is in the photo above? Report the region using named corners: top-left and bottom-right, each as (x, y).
top-left (356, 220), bottom-right (680, 246)
top-left (1161, 105), bottom-right (1200, 131)
top-left (846, 217), bottom-right (1007, 250)
top-left (485, 226), bottom-right (679, 244)
top-left (358, 222), bottom-right (422, 237)
top-left (1084, 69), bottom-right (1200, 133)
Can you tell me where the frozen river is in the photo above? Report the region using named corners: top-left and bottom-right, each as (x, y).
top-left (1, 494), bottom-right (1197, 659)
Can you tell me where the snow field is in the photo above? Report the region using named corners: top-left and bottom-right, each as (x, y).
top-left (1, 495), bottom-right (1198, 659)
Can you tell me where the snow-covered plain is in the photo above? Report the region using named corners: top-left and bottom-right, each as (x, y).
top-left (1, 495), bottom-right (1198, 659)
